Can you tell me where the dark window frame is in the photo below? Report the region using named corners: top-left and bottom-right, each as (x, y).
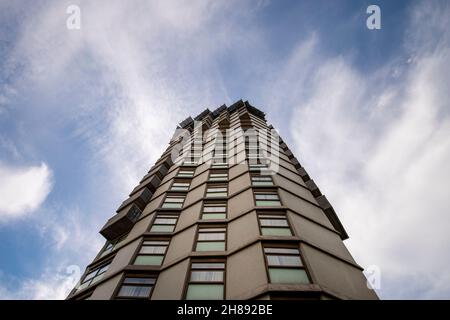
top-left (253, 189), bottom-right (282, 207)
top-left (114, 273), bottom-right (158, 300)
top-left (208, 170), bottom-right (229, 182)
top-left (149, 213), bottom-right (179, 233)
top-left (132, 238), bottom-right (170, 267)
top-left (160, 193), bottom-right (186, 209)
top-left (250, 172), bottom-right (274, 186)
top-left (201, 200), bottom-right (228, 220)
top-left (183, 259), bottom-right (226, 300)
top-left (176, 167), bottom-right (195, 177)
top-left (99, 233), bottom-right (129, 258)
top-left (194, 225), bottom-right (227, 252)
top-left (262, 244), bottom-right (311, 284)
top-left (77, 259), bottom-right (113, 291)
top-left (169, 179), bottom-right (191, 192)
top-left (205, 183), bottom-right (228, 198)
top-left (257, 211), bottom-right (293, 236)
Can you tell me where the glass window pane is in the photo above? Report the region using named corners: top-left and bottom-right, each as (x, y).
top-left (252, 176), bottom-right (271, 181)
top-left (190, 271), bottom-right (224, 282)
top-left (267, 255), bottom-right (302, 266)
top-left (178, 171), bottom-right (194, 177)
top-left (134, 255), bottom-right (164, 265)
top-left (252, 181), bottom-right (274, 186)
top-left (256, 200), bottom-right (281, 206)
top-left (177, 173), bottom-right (191, 177)
top-left (202, 213), bottom-right (226, 220)
top-left (186, 284), bottom-right (224, 300)
top-left (154, 218), bottom-right (177, 225)
top-left (162, 202), bottom-right (183, 209)
top-left (140, 246), bottom-right (166, 254)
top-left (196, 242), bottom-right (225, 252)
top-left (191, 263), bottom-right (225, 269)
top-left (150, 225), bottom-right (175, 232)
top-left (261, 227), bottom-right (292, 236)
top-left (165, 197), bottom-right (184, 202)
top-left (260, 219), bottom-right (288, 227)
top-left (173, 182), bottom-right (190, 187)
top-left (207, 192), bottom-right (227, 197)
top-left (118, 285), bottom-right (152, 298)
top-left (203, 206), bottom-right (226, 213)
top-left (198, 233), bottom-right (225, 241)
top-left (264, 248), bottom-right (299, 254)
top-left (259, 214), bottom-right (285, 219)
top-left (97, 265), bottom-right (110, 275)
top-left (123, 277), bottom-right (155, 285)
top-left (268, 268), bottom-right (309, 284)
top-left (208, 187), bottom-right (227, 192)
top-left (143, 241), bottom-right (169, 245)
top-left (104, 242), bottom-right (114, 250)
top-left (171, 186), bottom-right (189, 191)
top-left (90, 274), bottom-right (104, 285)
top-left (255, 194), bottom-right (279, 200)
top-left (211, 164), bottom-right (227, 168)
top-left (83, 271), bottom-right (97, 282)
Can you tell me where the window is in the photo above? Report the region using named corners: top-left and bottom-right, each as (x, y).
top-left (183, 159), bottom-right (198, 166)
top-left (263, 246), bottom-right (309, 284)
top-left (195, 227), bottom-right (226, 251)
top-left (258, 213), bottom-right (292, 236)
top-left (254, 190), bottom-right (281, 207)
top-left (77, 261), bottom-right (111, 291)
top-left (208, 171), bottom-right (228, 182)
top-left (186, 261), bottom-right (225, 300)
top-left (251, 174), bottom-right (274, 186)
top-left (177, 168), bottom-right (195, 177)
top-left (246, 142), bottom-right (260, 159)
top-left (206, 185), bottom-right (228, 198)
top-left (150, 214), bottom-right (178, 233)
top-left (161, 195), bottom-right (185, 209)
top-left (211, 162), bottom-right (228, 169)
top-left (134, 240), bottom-right (169, 266)
top-left (100, 233), bottom-right (128, 257)
top-left (170, 180), bottom-right (190, 191)
top-left (212, 142), bottom-right (228, 159)
top-left (201, 202), bottom-right (227, 220)
top-left (116, 276), bottom-right (156, 299)
top-left (249, 163), bottom-right (267, 171)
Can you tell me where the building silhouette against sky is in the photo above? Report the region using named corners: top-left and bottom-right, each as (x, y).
top-left (67, 100), bottom-right (378, 300)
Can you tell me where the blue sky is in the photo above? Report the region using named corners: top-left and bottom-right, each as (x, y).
top-left (1, 0), bottom-right (450, 299)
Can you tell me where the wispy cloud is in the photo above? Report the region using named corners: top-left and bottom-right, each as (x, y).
top-left (9, 0), bottom-right (252, 193)
top-left (0, 0), bottom-right (264, 299)
top-left (275, 1), bottom-right (450, 299)
top-left (0, 162), bottom-right (53, 221)
top-left (0, 264), bottom-right (80, 300)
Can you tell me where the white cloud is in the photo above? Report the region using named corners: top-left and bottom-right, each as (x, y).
top-left (0, 0), bottom-right (263, 299)
top-left (0, 265), bottom-right (81, 300)
top-left (274, 1), bottom-right (450, 299)
top-left (0, 162), bottom-right (53, 220)
top-left (10, 0), bottom-right (258, 196)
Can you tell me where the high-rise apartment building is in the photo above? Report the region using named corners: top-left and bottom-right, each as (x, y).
top-left (67, 100), bottom-right (378, 300)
